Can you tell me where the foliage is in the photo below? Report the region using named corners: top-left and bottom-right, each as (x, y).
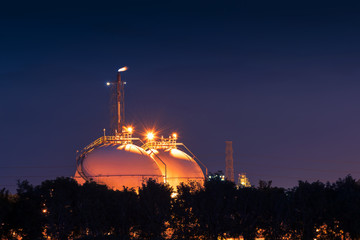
top-left (0, 188), bottom-right (14, 239)
top-left (193, 177), bottom-right (237, 240)
top-left (13, 180), bottom-right (44, 240)
top-left (38, 177), bottom-right (80, 240)
top-left (135, 179), bottom-right (173, 240)
top-left (170, 182), bottom-right (202, 240)
top-left (1, 176), bottom-right (360, 239)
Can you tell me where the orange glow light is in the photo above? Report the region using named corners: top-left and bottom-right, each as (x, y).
top-left (172, 133), bottom-right (177, 139)
top-left (127, 126), bottom-right (133, 134)
top-left (147, 132), bottom-right (155, 141)
top-left (118, 66), bottom-right (128, 72)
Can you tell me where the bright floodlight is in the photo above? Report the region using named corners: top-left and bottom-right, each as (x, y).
top-left (106, 82), bottom-right (111, 86)
top-left (147, 132), bottom-right (154, 141)
top-left (118, 66), bottom-right (128, 72)
top-left (172, 133), bottom-right (177, 139)
top-left (127, 126), bottom-right (133, 134)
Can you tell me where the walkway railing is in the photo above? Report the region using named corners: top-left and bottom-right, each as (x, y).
top-left (76, 136), bottom-right (207, 183)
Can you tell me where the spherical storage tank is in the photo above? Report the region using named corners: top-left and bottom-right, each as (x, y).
top-left (75, 143), bottom-right (163, 190)
top-left (74, 68), bottom-right (206, 190)
top-left (149, 147), bottom-right (205, 188)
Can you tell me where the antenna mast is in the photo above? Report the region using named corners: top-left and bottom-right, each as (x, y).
top-left (117, 72), bottom-right (124, 134)
top-left (111, 66), bottom-right (127, 135)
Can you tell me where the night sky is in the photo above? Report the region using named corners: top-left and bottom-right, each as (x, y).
top-left (2, 1), bottom-right (360, 191)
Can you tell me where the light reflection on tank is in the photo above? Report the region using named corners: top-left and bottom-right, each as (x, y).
top-left (143, 134), bottom-right (206, 190)
top-left (75, 137), bottom-right (163, 190)
top-left (148, 148), bottom-right (205, 189)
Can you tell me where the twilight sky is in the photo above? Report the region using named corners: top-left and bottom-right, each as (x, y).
top-left (1, 0), bottom-right (360, 191)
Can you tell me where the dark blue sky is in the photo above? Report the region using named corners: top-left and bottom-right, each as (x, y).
top-left (2, 0), bottom-right (360, 190)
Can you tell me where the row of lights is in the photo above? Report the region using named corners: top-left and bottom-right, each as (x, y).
top-left (146, 132), bottom-right (177, 141)
top-left (124, 126), bottom-right (177, 141)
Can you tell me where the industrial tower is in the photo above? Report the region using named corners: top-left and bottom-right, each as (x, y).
top-left (225, 141), bottom-right (234, 182)
top-left (110, 67), bottom-right (127, 135)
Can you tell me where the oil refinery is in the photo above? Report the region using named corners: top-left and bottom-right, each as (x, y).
top-left (74, 67), bottom-right (207, 190)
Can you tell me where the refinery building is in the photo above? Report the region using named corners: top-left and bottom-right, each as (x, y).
top-left (74, 67), bottom-right (207, 190)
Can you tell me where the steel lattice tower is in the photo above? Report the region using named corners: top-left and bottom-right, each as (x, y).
top-left (225, 141), bottom-right (234, 182)
top-left (116, 71), bottom-right (125, 134)
top-left (110, 67), bottom-right (127, 135)
top-left (110, 83), bottom-right (117, 135)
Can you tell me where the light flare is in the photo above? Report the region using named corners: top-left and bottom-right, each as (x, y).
top-left (146, 132), bottom-right (155, 141)
top-left (118, 66), bottom-right (128, 72)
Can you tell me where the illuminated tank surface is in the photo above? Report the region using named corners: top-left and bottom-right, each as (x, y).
top-left (76, 143), bottom-right (163, 190)
top-left (149, 148), bottom-right (205, 189)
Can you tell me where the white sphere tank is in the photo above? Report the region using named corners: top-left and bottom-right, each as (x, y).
top-left (148, 148), bottom-right (205, 189)
top-left (75, 143), bottom-right (163, 190)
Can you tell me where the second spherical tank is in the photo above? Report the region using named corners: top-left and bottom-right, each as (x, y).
top-left (148, 148), bottom-right (205, 189)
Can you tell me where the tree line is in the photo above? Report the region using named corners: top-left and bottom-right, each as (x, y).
top-left (0, 175), bottom-right (360, 240)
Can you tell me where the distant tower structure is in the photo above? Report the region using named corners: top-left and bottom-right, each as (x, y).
top-left (225, 141), bottom-right (234, 182)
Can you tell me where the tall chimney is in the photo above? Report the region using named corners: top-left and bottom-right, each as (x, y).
top-left (225, 141), bottom-right (234, 182)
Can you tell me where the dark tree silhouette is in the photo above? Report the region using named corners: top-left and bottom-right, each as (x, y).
top-left (105, 187), bottom-right (138, 239)
top-left (333, 175), bottom-right (360, 240)
top-left (38, 177), bottom-right (81, 240)
top-left (135, 179), bottom-right (173, 240)
top-left (170, 182), bottom-right (202, 240)
top-left (192, 177), bottom-right (237, 240)
top-left (0, 188), bottom-right (14, 239)
top-left (77, 181), bottom-right (113, 238)
top-left (2, 175), bottom-right (360, 239)
top-left (288, 181), bottom-right (330, 240)
top-left (13, 181), bottom-right (44, 240)
top-left (233, 187), bottom-right (259, 240)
